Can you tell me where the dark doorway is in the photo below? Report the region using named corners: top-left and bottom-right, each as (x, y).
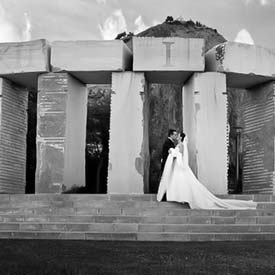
top-left (85, 85), bottom-right (111, 193)
top-left (25, 89), bottom-right (37, 194)
top-left (148, 83), bottom-right (183, 193)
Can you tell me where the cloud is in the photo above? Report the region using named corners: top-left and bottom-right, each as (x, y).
top-left (22, 12), bottom-right (31, 41)
top-left (244, 0), bottom-right (270, 5)
top-left (96, 0), bottom-right (106, 4)
top-left (99, 9), bottom-right (127, 40)
top-left (0, 3), bottom-right (20, 42)
top-left (134, 15), bottom-right (149, 34)
top-left (234, 29), bottom-right (254, 45)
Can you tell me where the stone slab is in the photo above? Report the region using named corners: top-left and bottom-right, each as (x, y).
top-left (0, 39), bottom-right (50, 88)
top-left (183, 72), bottom-right (227, 194)
top-left (205, 42), bottom-right (275, 88)
top-left (51, 40), bottom-right (132, 84)
top-left (133, 37), bottom-right (204, 83)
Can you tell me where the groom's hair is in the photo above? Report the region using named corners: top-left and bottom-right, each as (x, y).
top-left (180, 132), bottom-right (186, 141)
top-left (168, 129), bottom-right (177, 137)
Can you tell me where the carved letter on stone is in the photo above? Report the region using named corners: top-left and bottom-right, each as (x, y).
top-left (162, 41), bottom-right (174, 66)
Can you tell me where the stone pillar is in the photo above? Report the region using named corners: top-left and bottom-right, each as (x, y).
top-left (108, 72), bottom-right (148, 194)
top-left (183, 72), bottom-right (227, 194)
top-left (0, 78), bottom-right (28, 193)
top-left (36, 73), bottom-right (87, 193)
top-left (242, 81), bottom-right (275, 194)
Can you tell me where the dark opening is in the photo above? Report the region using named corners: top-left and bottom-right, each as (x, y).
top-left (25, 89), bottom-right (37, 194)
top-left (148, 83), bottom-right (183, 193)
top-left (85, 85), bottom-right (111, 193)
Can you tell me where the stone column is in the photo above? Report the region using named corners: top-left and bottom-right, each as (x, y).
top-left (242, 81), bottom-right (275, 194)
top-left (108, 72), bottom-right (148, 194)
top-left (36, 73), bottom-right (87, 193)
top-left (0, 78), bottom-right (28, 193)
top-left (183, 72), bottom-right (227, 194)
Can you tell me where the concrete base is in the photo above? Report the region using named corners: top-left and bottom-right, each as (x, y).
top-left (183, 72), bottom-right (227, 194)
top-left (108, 72), bottom-right (147, 194)
top-left (36, 73), bottom-right (87, 193)
top-left (0, 78), bottom-right (28, 193)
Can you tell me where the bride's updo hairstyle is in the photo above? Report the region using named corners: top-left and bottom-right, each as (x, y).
top-left (180, 132), bottom-right (186, 141)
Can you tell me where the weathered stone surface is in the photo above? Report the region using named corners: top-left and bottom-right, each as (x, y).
top-left (108, 72), bottom-right (147, 194)
top-left (0, 78), bottom-right (28, 193)
top-left (36, 73), bottom-right (87, 193)
top-left (183, 72), bottom-right (227, 194)
top-left (51, 40), bottom-right (132, 84)
top-left (0, 39), bottom-right (50, 88)
top-left (205, 42), bottom-right (275, 88)
top-left (133, 37), bottom-right (204, 83)
top-left (242, 82), bottom-right (275, 194)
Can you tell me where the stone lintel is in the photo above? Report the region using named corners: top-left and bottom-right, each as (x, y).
top-left (51, 40), bottom-right (132, 84)
top-left (0, 39), bottom-right (50, 88)
top-left (205, 42), bottom-right (275, 88)
top-left (133, 37), bottom-right (205, 83)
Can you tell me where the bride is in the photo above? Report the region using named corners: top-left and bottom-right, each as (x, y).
top-left (157, 132), bottom-right (257, 209)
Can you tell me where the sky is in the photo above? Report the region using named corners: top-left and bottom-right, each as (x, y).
top-left (0, 0), bottom-right (274, 49)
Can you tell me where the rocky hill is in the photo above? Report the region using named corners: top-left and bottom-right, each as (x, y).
top-left (137, 17), bottom-right (226, 52)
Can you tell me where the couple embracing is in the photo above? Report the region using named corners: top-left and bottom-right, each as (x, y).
top-left (157, 129), bottom-right (257, 210)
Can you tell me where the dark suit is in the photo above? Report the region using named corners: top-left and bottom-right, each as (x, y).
top-left (161, 138), bottom-right (175, 172)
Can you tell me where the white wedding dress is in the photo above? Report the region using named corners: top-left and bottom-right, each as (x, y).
top-left (157, 139), bottom-right (257, 209)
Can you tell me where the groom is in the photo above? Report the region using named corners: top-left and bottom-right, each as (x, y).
top-left (161, 129), bottom-right (178, 173)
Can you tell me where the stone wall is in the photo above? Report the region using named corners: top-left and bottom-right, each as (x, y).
top-left (0, 78), bottom-right (28, 193)
top-left (242, 82), bottom-right (275, 193)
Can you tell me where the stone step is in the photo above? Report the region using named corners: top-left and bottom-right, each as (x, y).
top-left (1, 213), bottom-right (275, 223)
top-left (0, 222), bottom-right (275, 233)
top-left (0, 231), bottom-right (275, 242)
top-left (1, 206), bottom-right (275, 216)
top-left (1, 194), bottom-right (275, 203)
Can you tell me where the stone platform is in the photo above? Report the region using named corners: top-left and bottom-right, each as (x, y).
top-left (0, 194), bottom-right (275, 241)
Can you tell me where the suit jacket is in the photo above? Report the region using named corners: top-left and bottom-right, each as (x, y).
top-left (161, 138), bottom-right (175, 172)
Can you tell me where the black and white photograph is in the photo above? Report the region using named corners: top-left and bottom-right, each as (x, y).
top-left (0, 0), bottom-right (275, 274)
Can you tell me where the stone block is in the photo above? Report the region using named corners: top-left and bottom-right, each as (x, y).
top-left (0, 78), bottom-right (28, 193)
top-left (59, 233), bottom-right (86, 240)
top-left (138, 224), bottom-right (163, 232)
top-left (0, 223), bottom-right (19, 230)
top-left (51, 40), bottom-right (132, 84)
top-left (20, 223), bottom-right (43, 231)
top-left (36, 73), bottom-right (87, 193)
top-left (235, 217), bottom-right (257, 224)
top-left (257, 217), bottom-right (275, 224)
top-left (113, 223), bottom-right (138, 232)
top-left (108, 72), bottom-right (147, 194)
top-left (211, 217), bottom-right (236, 224)
top-left (0, 39), bottom-right (50, 88)
top-left (137, 233), bottom-right (190, 242)
top-left (98, 208), bottom-right (122, 216)
top-left (87, 223), bottom-right (114, 233)
top-left (85, 232), bottom-right (137, 241)
top-left (205, 42), bottom-right (275, 88)
top-left (133, 37), bottom-right (204, 83)
top-left (189, 233), bottom-right (215, 242)
top-left (188, 216), bottom-right (211, 224)
top-left (164, 216), bottom-right (189, 224)
top-left (183, 72), bottom-right (227, 194)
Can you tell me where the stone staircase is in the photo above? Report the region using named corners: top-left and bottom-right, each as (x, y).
top-left (0, 194), bottom-right (275, 241)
